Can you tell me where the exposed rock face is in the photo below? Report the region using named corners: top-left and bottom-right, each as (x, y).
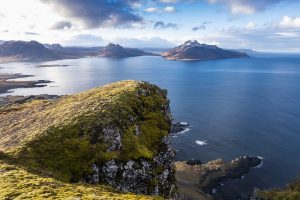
top-left (43, 43), bottom-right (64, 50)
top-left (0, 40), bottom-right (61, 62)
top-left (171, 121), bottom-right (190, 134)
top-left (162, 40), bottom-right (248, 61)
top-left (175, 156), bottom-right (262, 200)
top-left (0, 160), bottom-right (163, 200)
top-left (0, 80), bottom-right (176, 198)
top-left (86, 136), bottom-right (176, 197)
top-left (97, 43), bottom-right (155, 58)
top-left (198, 156), bottom-right (262, 193)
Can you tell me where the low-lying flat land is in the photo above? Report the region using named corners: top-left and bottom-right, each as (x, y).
top-left (0, 73), bottom-right (50, 94)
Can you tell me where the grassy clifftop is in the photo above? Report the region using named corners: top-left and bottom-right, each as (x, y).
top-left (0, 160), bottom-right (162, 200)
top-left (0, 80), bottom-right (173, 199)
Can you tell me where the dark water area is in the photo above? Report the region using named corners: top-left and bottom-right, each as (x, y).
top-left (1, 56), bottom-right (300, 198)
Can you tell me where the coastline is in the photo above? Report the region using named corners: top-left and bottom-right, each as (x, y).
top-left (0, 73), bottom-right (51, 105)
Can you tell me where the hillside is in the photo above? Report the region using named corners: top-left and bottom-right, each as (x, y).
top-left (253, 179), bottom-right (300, 200)
top-left (0, 80), bottom-right (176, 199)
top-left (0, 160), bottom-right (162, 200)
top-left (0, 40), bottom-right (62, 62)
top-left (97, 43), bottom-right (155, 58)
top-left (162, 40), bottom-right (248, 61)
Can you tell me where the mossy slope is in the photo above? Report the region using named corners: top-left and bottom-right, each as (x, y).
top-left (0, 80), bottom-right (172, 198)
top-left (0, 160), bottom-right (163, 200)
top-left (256, 179), bottom-right (300, 200)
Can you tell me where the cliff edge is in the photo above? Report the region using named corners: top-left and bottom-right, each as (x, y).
top-left (0, 80), bottom-right (176, 199)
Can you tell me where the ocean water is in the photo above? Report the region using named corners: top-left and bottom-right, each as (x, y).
top-left (1, 56), bottom-right (300, 198)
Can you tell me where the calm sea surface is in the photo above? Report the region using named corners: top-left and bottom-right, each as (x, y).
top-left (1, 56), bottom-right (300, 197)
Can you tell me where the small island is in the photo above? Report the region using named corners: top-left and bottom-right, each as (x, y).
top-left (97, 43), bottom-right (156, 58)
top-left (162, 40), bottom-right (248, 61)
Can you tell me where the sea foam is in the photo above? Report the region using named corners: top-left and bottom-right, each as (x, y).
top-left (255, 156), bottom-right (264, 168)
top-left (195, 140), bottom-right (208, 146)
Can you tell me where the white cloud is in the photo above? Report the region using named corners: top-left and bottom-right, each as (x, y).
top-left (230, 4), bottom-right (256, 15)
top-left (114, 37), bottom-right (176, 48)
top-left (244, 22), bottom-right (256, 30)
top-left (164, 6), bottom-right (176, 13)
top-left (145, 6), bottom-right (176, 13)
top-left (144, 7), bottom-right (159, 13)
top-left (208, 0), bottom-right (255, 14)
top-left (159, 0), bottom-right (178, 3)
top-left (276, 32), bottom-right (298, 38)
top-left (279, 16), bottom-right (300, 28)
top-left (207, 0), bottom-right (288, 15)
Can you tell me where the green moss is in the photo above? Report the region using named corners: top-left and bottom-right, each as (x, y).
top-left (258, 179), bottom-right (300, 200)
top-left (1, 80), bottom-right (171, 184)
top-left (0, 161), bottom-right (164, 200)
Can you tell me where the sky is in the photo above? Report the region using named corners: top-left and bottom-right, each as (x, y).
top-left (0, 0), bottom-right (299, 52)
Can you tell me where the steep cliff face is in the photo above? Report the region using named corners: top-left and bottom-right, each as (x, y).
top-left (0, 80), bottom-right (176, 198)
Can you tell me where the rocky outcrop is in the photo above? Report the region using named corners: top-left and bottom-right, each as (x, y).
top-left (0, 80), bottom-right (176, 198)
top-left (85, 136), bottom-right (176, 197)
top-left (162, 40), bottom-right (248, 61)
top-left (198, 156), bottom-right (262, 193)
top-left (0, 160), bottom-right (163, 200)
top-left (171, 122), bottom-right (190, 134)
top-left (175, 156), bottom-right (262, 199)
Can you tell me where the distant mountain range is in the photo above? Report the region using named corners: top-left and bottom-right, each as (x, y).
top-left (0, 40), bottom-right (252, 62)
top-left (0, 41), bottom-right (62, 62)
top-left (162, 40), bottom-right (248, 60)
top-left (0, 41), bottom-right (156, 62)
top-left (97, 43), bottom-right (155, 58)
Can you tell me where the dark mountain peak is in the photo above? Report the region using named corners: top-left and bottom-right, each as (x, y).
top-left (1, 40), bottom-right (48, 51)
top-left (44, 43), bottom-right (63, 50)
top-left (183, 40), bottom-right (201, 47)
top-left (105, 43), bottom-right (124, 50)
top-left (0, 40), bottom-right (61, 62)
top-left (97, 43), bottom-right (154, 58)
top-left (162, 40), bottom-right (248, 61)
top-left (181, 40), bottom-right (219, 50)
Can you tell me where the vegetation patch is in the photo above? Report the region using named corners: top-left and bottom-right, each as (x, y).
top-left (257, 178), bottom-right (300, 200)
top-left (0, 160), bottom-right (163, 200)
top-left (0, 80), bottom-right (171, 187)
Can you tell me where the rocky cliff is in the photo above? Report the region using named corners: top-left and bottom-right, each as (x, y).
top-left (0, 80), bottom-right (176, 199)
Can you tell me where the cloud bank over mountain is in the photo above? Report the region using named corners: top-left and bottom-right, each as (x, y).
top-left (0, 0), bottom-right (298, 51)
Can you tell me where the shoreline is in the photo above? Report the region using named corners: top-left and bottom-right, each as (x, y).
top-left (0, 73), bottom-right (51, 105)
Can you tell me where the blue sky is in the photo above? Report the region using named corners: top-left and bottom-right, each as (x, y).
top-left (0, 0), bottom-right (299, 51)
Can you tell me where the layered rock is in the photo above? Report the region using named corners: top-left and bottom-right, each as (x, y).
top-left (0, 80), bottom-right (176, 198)
top-left (0, 160), bottom-right (163, 200)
